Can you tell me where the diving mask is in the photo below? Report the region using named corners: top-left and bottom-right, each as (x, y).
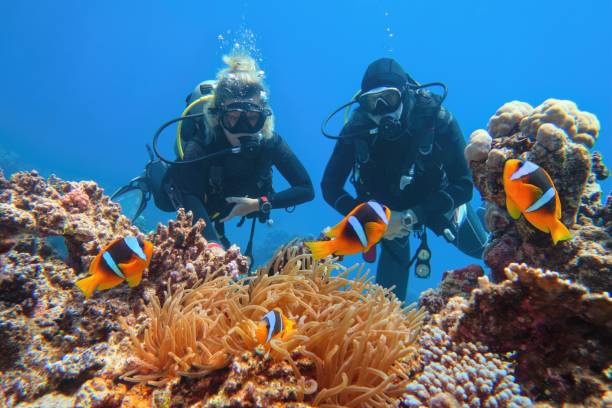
top-left (215, 102), bottom-right (271, 134)
top-left (358, 87), bottom-right (402, 115)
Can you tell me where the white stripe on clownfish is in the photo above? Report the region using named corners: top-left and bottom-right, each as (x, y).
top-left (348, 215), bottom-right (369, 247)
top-left (263, 310), bottom-right (283, 344)
top-left (510, 160), bottom-right (539, 181)
top-left (124, 236), bottom-right (146, 260)
top-left (102, 251), bottom-right (126, 279)
top-left (367, 201), bottom-right (388, 225)
top-left (525, 187), bottom-right (556, 213)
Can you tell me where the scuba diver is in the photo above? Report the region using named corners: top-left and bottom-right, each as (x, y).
top-left (112, 54), bottom-right (314, 264)
top-left (320, 58), bottom-right (487, 301)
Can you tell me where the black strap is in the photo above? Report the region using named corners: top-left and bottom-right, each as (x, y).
top-left (244, 217), bottom-right (257, 272)
top-left (380, 227), bottom-right (428, 271)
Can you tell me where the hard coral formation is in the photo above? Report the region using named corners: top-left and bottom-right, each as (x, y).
top-left (0, 248), bottom-right (131, 406)
top-left (0, 171), bottom-right (139, 270)
top-left (519, 99), bottom-right (600, 148)
top-left (401, 325), bottom-right (532, 408)
top-left (123, 254), bottom-right (426, 407)
top-left (145, 208), bottom-right (249, 301)
top-left (465, 99), bottom-right (611, 290)
top-left (418, 264), bottom-right (484, 315)
top-left (454, 263), bottom-right (612, 405)
top-left (487, 101), bottom-right (533, 139)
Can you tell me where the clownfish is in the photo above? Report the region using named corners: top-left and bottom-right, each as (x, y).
top-left (304, 201), bottom-right (391, 260)
top-left (75, 236), bottom-right (154, 299)
top-left (503, 159), bottom-right (572, 245)
top-left (255, 309), bottom-right (295, 348)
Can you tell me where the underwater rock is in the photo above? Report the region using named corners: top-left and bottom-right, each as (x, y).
top-left (400, 325), bottom-right (533, 408)
top-left (418, 264), bottom-right (484, 315)
top-left (0, 171), bottom-right (139, 271)
top-left (453, 263), bottom-right (612, 405)
top-left (465, 99), bottom-right (611, 291)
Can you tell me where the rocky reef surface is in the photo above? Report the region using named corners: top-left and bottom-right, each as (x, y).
top-left (0, 98), bottom-right (610, 407)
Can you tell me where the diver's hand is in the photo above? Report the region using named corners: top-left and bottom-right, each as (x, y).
top-left (383, 210), bottom-right (410, 240)
top-left (383, 209), bottom-right (418, 240)
top-left (220, 197), bottom-right (260, 223)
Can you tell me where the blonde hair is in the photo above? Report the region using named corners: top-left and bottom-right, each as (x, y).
top-left (205, 54), bottom-right (275, 139)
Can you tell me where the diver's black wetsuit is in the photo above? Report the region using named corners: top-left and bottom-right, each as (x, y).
top-left (168, 126), bottom-right (314, 246)
top-left (321, 100), bottom-right (472, 300)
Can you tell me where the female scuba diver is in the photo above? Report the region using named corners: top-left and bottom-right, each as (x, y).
top-left (113, 54), bottom-right (314, 263)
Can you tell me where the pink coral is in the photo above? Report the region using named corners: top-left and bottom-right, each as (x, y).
top-left (59, 188), bottom-right (90, 213)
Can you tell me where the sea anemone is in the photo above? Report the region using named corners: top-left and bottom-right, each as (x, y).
top-left (122, 254), bottom-right (426, 406)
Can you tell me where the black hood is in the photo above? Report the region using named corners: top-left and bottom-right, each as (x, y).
top-left (361, 58), bottom-right (409, 93)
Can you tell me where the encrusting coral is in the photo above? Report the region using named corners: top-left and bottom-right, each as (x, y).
top-left (453, 262), bottom-right (612, 405)
top-left (122, 253), bottom-right (427, 407)
top-left (464, 99), bottom-right (611, 291)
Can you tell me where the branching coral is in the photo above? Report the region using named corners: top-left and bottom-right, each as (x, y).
top-left (401, 325), bottom-right (533, 407)
top-left (453, 263), bottom-right (612, 405)
top-left (464, 99), bottom-right (610, 290)
top-left (122, 254), bottom-right (427, 407)
top-left (145, 208), bottom-right (249, 300)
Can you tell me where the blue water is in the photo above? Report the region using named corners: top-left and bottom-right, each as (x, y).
top-left (1, 1), bottom-right (610, 302)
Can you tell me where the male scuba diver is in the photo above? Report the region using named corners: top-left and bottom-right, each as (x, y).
top-left (112, 55), bottom-right (314, 263)
top-left (320, 58), bottom-right (487, 300)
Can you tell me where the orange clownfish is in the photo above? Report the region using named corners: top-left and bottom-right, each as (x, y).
top-left (503, 159), bottom-right (572, 245)
top-left (305, 201), bottom-right (391, 260)
top-left (255, 309), bottom-right (296, 348)
top-left (75, 236), bottom-right (154, 299)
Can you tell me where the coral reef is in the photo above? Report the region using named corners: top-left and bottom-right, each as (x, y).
top-left (400, 325), bottom-right (533, 407)
top-left (0, 171), bottom-right (139, 270)
top-left (144, 208), bottom-right (249, 301)
top-left (464, 99), bottom-right (611, 290)
top-left (122, 254), bottom-right (427, 407)
top-left (0, 173), bottom-right (250, 407)
top-left (0, 248), bottom-right (131, 405)
top-left (453, 263), bottom-right (612, 405)
top-left (418, 264), bottom-right (484, 315)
